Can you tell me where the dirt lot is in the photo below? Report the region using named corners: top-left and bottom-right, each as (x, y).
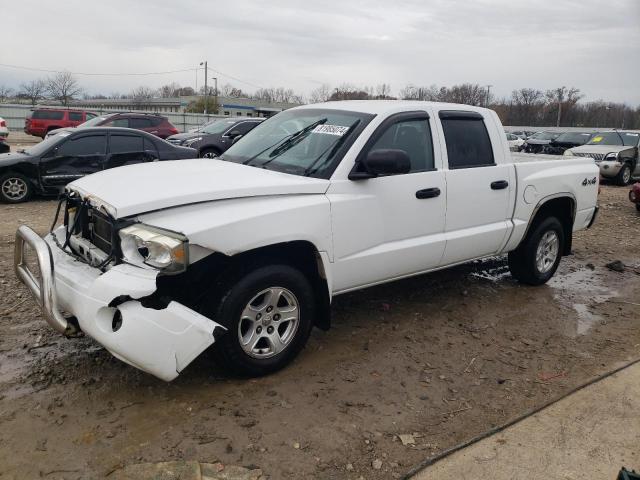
top-left (0, 186), bottom-right (639, 480)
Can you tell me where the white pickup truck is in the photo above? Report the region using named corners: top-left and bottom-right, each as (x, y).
top-left (15, 101), bottom-right (599, 381)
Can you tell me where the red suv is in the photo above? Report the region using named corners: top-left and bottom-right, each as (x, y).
top-left (24, 109), bottom-right (96, 138)
top-left (77, 112), bottom-right (179, 139)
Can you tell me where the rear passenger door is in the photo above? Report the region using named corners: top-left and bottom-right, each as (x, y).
top-left (105, 133), bottom-right (153, 169)
top-left (438, 111), bottom-right (514, 265)
top-left (40, 134), bottom-right (107, 187)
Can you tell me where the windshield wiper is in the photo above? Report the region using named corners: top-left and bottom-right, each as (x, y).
top-left (238, 118), bottom-right (326, 167)
top-left (303, 120), bottom-right (360, 177)
top-left (268, 118), bottom-right (328, 158)
top-left (613, 129), bottom-right (625, 146)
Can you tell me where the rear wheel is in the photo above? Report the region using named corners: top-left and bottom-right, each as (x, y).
top-left (615, 164), bottom-right (632, 186)
top-left (205, 264), bottom-right (315, 377)
top-left (0, 173), bottom-right (32, 203)
top-left (508, 216), bottom-right (564, 285)
top-left (636, 203), bottom-right (640, 212)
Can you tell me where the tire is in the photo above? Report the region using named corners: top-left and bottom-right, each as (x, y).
top-left (615, 164), bottom-right (632, 186)
top-left (205, 264), bottom-right (316, 377)
top-left (0, 172), bottom-right (33, 203)
top-left (199, 147), bottom-right (221, 159)
top-left (508, 216), bottom-right (564, 286)
top-left (636, 203), bottom-right (640, 213)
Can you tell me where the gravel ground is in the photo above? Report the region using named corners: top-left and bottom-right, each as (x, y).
top-left (0, 183), bottom-right (639, 479)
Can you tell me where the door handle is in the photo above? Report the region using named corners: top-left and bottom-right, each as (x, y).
top-left (491, 180), bottom-right (509, 190)
top-left (416, 187), bottom-right (441, 199)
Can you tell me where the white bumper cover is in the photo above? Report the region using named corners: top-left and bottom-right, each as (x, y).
top-left (15, 226), bottom-right (223, 381)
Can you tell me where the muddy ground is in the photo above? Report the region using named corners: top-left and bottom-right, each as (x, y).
top-left (0, 184), bottom-right (639, 479)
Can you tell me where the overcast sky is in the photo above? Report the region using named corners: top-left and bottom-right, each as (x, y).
top-left (2, 0), bottom-right (639, 104)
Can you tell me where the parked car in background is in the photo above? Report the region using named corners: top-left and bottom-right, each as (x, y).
top-left (0, 117), bottom-right (9, 154)
top-left (511, 130), bottom-right (535, 140)
top-left (48, 112), bottom-right (180, 140)
top-left (565, 131), bottom-right (640, 185)
top-left (629, 182), bottom-right (640, 212)
top-left (24, 108), bottom-right (96, 138)
top-left (166, 117), bottom-right (264, 157)
top-left (13, 101), bottom-right (599, 381)
top-left (0, 127), bottom-right (196, 203)
top-left (523, 131), bottom-right (562, 153)
top-left (506, 132), bottom-right (525, 151)
top-left (543, 131), bottom-right (593, 155)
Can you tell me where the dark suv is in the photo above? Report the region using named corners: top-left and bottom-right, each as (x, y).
top-left (25, 109), bottom-right (97, 138)
top-left (166, 118), bottom-right (263, 157)
top-left (74, 112), bottom-right (179, 139)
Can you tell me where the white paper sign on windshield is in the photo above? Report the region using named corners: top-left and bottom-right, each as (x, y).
top-left (312, 125), bottom-right (350, 136)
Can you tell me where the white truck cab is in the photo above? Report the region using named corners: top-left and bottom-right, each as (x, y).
top-left (15, 101), bottom-right (599, 381)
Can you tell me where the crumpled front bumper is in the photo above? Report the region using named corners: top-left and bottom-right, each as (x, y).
top-left (598, 160), bottom-right (623, 178)
top-left (14, 225), bottom-right (223, 381)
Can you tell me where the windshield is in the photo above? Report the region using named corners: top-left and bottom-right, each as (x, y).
top-left (78, 115), bottom-right (109, 128)
top-left (531, 131), bottom-right (560, 140)
top-left (220, 108), bottom-right (374, 178)
top-left (201, 120), bottom-right (239, 134)
top-left (588, 131), bottom-right (640, 147)
top-left (22, 132), bottom-right (70, 156)
top-left (554, 132), bottom-right (592, 144)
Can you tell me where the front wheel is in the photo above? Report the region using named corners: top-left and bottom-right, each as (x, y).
top-left (615, 164), bottom-right (632, 186)
top-left (0, 173), bottom-right (33, 203)
top-left (636, 203), bottom-right (640, 212)
top-left (206, 264), bottom-right (316, 377)
top-left (199, 147), bottom-right (220, 159)
top-left (508, 217), bottom-right (564, 286)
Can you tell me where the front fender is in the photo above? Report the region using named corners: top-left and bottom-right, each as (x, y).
top-left (137, 194), bottom-right (333, 261)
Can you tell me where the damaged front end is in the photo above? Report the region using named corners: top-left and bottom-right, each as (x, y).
top-left (14, 192), bottom-right (225, 381)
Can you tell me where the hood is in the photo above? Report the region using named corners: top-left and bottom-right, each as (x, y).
top-left (568, 144), bottom-right (631, 155)
top-left (0, 151), bottom-right (30, 167)
top-left (526, 138), bottom-right (552, 145)
top-left (166, 132), bottom-right (200, 142)
top-left (68, 159), bottom-right (330, 218)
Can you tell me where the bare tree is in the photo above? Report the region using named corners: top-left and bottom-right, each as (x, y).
top-left (0, 85), bottom-right (14, 102)
top-left (157, 82), bottom-right (181, 98)
top-left (374, 83), bottom-right (393, 99)
top-left (47, 71), bottom-right (82, 106)
top-left (130, 86), bottom-right (155, 100)
top-left (399, 84), bottom-right (440, 101)
top-left (545, 86), bottom-right (582, 126)
top-left (309, 84), bottom-right (331, 103)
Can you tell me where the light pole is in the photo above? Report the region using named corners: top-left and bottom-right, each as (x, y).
top-left (200, 61), bottom-right (208, 115)
top-left (485, 85), bottom-right (492, 107)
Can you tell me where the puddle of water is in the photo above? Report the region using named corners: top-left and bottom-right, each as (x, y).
top-left (548, 268), bottom-right (619, 336)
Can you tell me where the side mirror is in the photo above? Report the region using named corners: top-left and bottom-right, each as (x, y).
top-left (227, 130), bottom-right (242, 138)
top-left (232, 134), bottom-right (244, 145)
top-left (349, 149), bottom-right (411, 180)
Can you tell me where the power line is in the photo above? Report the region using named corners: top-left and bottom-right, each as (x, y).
top-left (0, 62), bottom-right (199, 76)
top-left (0, 62), bottom-right (266, 90)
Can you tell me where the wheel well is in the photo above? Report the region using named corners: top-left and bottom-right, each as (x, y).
top-left (528, 196), bottom-right (575, 255)
top-left (154, 241), bottom-right (332, 330)
top-left (46, 126), bottom-right (61, 132)
top-left (199, 146), bottom-right (221, 156)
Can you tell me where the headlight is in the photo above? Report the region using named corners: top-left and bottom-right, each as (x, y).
top-left (119, 224), bottom-right (188, 273)
top-left (564, 149), bottom-right (575, 156)
top-left (604, 152), bottom-right (618, 160)
top-left (183, 137), bottom-right (202, 146)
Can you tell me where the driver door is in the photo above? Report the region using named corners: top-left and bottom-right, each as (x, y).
top-left (39, 134), bottom-right (107, 188)
top-left (328, 111), bottom-right (447, 293)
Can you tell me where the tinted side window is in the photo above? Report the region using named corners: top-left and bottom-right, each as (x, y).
top-left (150, 117), bottom-right (164, 127)
top-left (232, 122), bottom-right (260, 136)
top-left (86, 113), bottom-right (97, 120)
top-left (110, 135), bottom-right (143, 154)
top-left (441, 117), bottom-right (495, 169)
top-left (33, 110), bottom-right (65, 120)
top-left (144, 138), bottom-right (159, 158)
top-left (57, 136), bottom-right (107, 156)
top-left (130, 118), bottom-right (152, 129)
top-left (68, 112), bottom-right (83, 122)
top-left (106, 118), bottom-right (129, 127)
top-left (369, 119), bottom-right (434, 172)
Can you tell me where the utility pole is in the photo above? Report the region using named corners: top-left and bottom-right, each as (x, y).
top-left (212, 77), bottom-right (218, 114)
top-left (556, 101), bottom-right (562, 127)
top-left (200, 61), bottom-right (208, 115)
top-left (485, 85), bottom-right (492, 107)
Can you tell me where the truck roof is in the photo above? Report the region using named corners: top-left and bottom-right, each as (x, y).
top-left (297, 100), bottom-right (493, 116)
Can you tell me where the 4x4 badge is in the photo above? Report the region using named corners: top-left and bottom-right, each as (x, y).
top-left (582, 177), bottom-right (597, 186)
